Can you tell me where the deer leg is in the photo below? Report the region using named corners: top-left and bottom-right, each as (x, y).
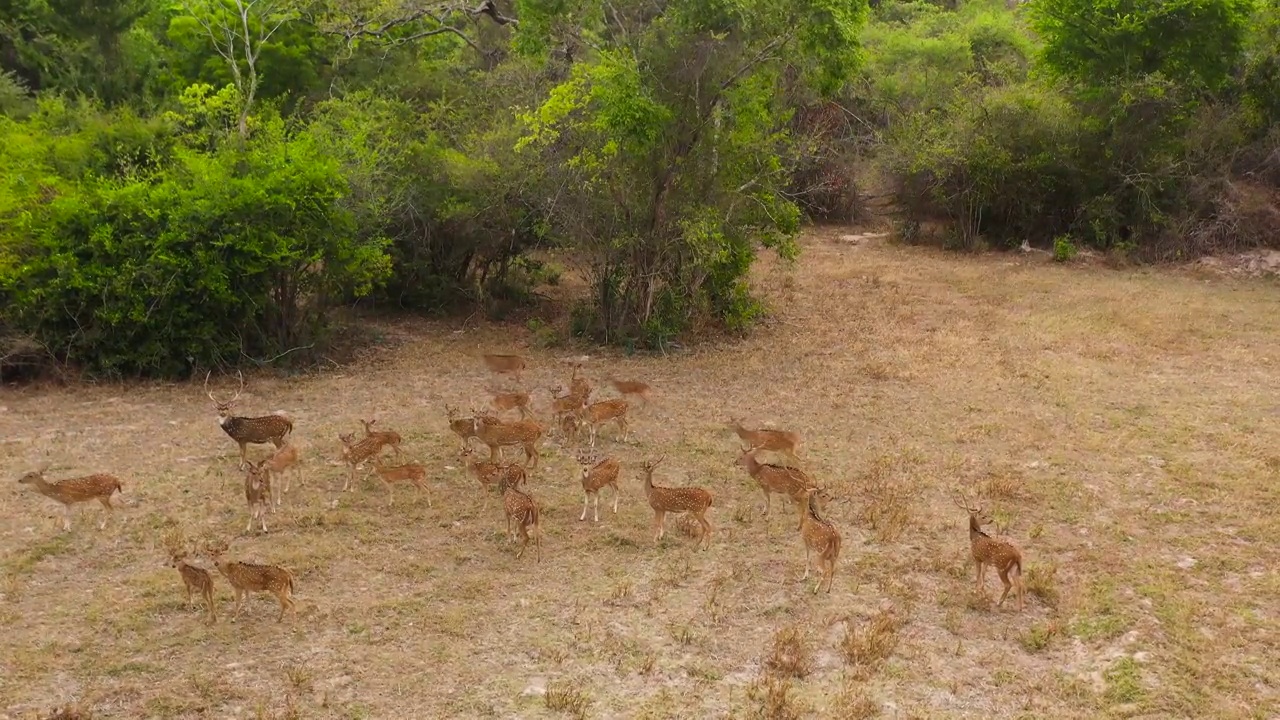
top-left (996, 567), bottom-right (1013, 607)
top-left (697, 513), bottom-right (711, 549)
top-left (238, 442), bottom-right (249, 469)
top-left (260, 508), bottom-right (268, 534)
top-left (803, 546), bottom-right (812, 580)
top-left (611, 484), bottom-right (620, 514)
top-left (276, 591), bottom-right (289, 622)
top-left (204, 587), bottom-right (217, 624)
top-left (60, 504), bottom-right (72, 532)
top-left (593, 493), bottom-right (601, 523)
top-left (762, 489), bottom-right (771, 517)
top-left (825, 556), bottom-right (836, 594)
top-left (185, 583), bottom-right (194, 607)
top-left (653, 510), bottom-right (666, 543)
top-left (97, 496), bottom-right (112, 529)
top-left (506, 513), bottom-right (514, 543)
top-left (580, 492), bottom-right (590, 521)
top-left (232, 589), bottom-right (244, 622)
top-left (245, 511), bottom-right (253, 533)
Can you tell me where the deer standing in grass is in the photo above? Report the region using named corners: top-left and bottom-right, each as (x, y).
top-left (736, 448), bottom-right (822, 525)
top-left (338, 432), bottom-right (383, 492)
top-left (205, 371), bottom-right (293, 469)
top-left (483, 353), bottom-right (527, 385)
top-left (261, 442), bottom-right (300, 508)
top-left (206, 541), bottom-right (297, 622)
top-left (727, 418), bottom-right (802, 466)
top-left (608, 378), bottom-right (651, 407)
top-left (576, 452), bottom-right (621, 522)
top-left (641, 456), bottom-right (713, 549)
top-left (243, 460), bottom-right (271, 533)
top-left (371, 457), bottom-right (430, 507)
top-left (796, 487), bottom-right (841, 594)
top-left (499, 473), bottom-right (541, 562)
top-left (953, 494), bottom-right (1025, 611)
top-left (568, 363), bottom-right (592, 404)
top-left (470, 409), bottom-right (544, 468)
top-left (165, 533), bottom-right (217, 624)
top-left (18, 465), bottom-right (124, 531)
top-left (460, 446), bottom-right (526, 511)
top-left (549, 385), bottom-right (587, 435)
top-left (446, 405), bottom-right (482, 453)
top-left (488, 388), bottom-right (533, 420)
top-left (573, 398), bottom-right (631, 447)
top-left (360, 419), bottom-right (404, 459)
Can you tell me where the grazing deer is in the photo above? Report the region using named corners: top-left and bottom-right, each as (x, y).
top-left (608, 377), bottom-right (651, 406)
top-left (568, 363), bottom-right (592, 404)
top-left (796, 487), bottom-right (841, 594)
top-left (360, 419), bottom-right (404, 459)
top-left (205, 371), bottom-right (294, 468)
top-left (499, 473), bottom-right (541, 562)
top-left (163, 529), bottom-right (216, 623)
top-left (640, 456), bottom-right (713, 549)
top-left (488, 388), bottom-right (533, 420)
top-left (261, 442), bottom-right (300, 507)
top-left (576, 452), bottom-right (621, 522)
top-left (549, 385), bottom-right (587, 430)
top-left (483, 353), bottom-right (527, 385)
top-left (727, 417), bottom-right (802, 466)
top-left (446, 405), bottom-right (482, 453)
top-left (338, 432), bottom-right (383, 492)
top-left (470, 409), bottom-right (544, 468)
top-left (573, 398), bottom-right (630, 447)
top-left (244, 460), bottom-right (271, 533)
top-left (18, 465), bottom-right (124, 531)
top-left (460, 446), bottom-right (527, 511)
top-left (371, 457), bottom-right (431, 507)
top-left (736, 448), bottom-right (822, 523)
top-left (953, 494), bottom-right (1025, 611)
top-left (206, 541), bottom-right (297, 622)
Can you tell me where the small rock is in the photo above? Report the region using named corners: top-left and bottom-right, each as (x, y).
top-left (522, 677), bottom-right (547, 697)
top-left (1133, 651), bottom-right (1152, 663)
top-left (1176, 557), bottom-right (1197, 570)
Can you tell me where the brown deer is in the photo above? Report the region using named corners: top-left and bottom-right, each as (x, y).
top-left (205, 371), bottom-right (294, 469)
top-left (568, 363), bottom-right (592, 404)
top-left (608, 377), bottom-right (651, 406)
top-left (206, 541), bottom-right (297, 622)
top-left (338, 432), bottom-right (383, 492)
top-left (796, 488), bottom-right (841, 594)
top-left (640, 456), bottom-right (713, 549)
top-left (445, 405), bottom-right (482, 453)
top-left (360, 419), bottom-right (404, 459)
top-left (499, 473), bottom-right (541, 562)
top-left (727, 417), bottom-right (802, 466)
top-left (576, 452), bottom-right (621, 522)
top-left (371, 457), bottom-right (431, 507)
top-left (953, 494), bottom-right (1025, 611)
top-left (243, 460), bottom-right (271, 533)
top-left (548, 385), bottom-right (587, 431)
top-left (483, 353), bottom-right (527, 385)
top-left (736, 448), bottom-right (822, 523)
top-left (488, 388), bottom-right (533, 420)
top-left (261, 442), bottom-right (300, 507)
top-left (163, 529), bottom-right (217, 624)
top-left (573, 398), bottom-right (630, 447)
top-left (460, 446), bottom-right (527, 511)
top-left (470, 409), bottom-right (544, 468)
top-left (18, 465), bottom-right (124, 531)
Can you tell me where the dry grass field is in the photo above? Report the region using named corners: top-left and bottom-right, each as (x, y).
top-left (3, 228), bottom-right (1280, 720)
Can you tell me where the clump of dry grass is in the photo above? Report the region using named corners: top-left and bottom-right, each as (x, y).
top-left (1020, 620), bottom-right (1062, 652)
top-left (840, 607), bottom-right (906, 679)
top-left (745, 674), bottom-right (808, 720)
top-left (981, 468), bottom-right (1028, 501)
top-left (1024, 562), bottom-right (1060, 608)
top-left (832, 682), bottom-right (880, 719)
top-left (764, 624), bottom-right (813, 680)
top-left (545, 679), bottom-right (592, 719)
top-left (43, 706), bottom-right (92, 720)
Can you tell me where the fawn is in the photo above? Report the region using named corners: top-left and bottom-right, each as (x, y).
top-left (576, 452), bottom-right (621, 522)
top-left (736, 448), bottom-right (822, 523)
top-left (796, 487), bottom-right (841, 594)
top-left (483, 353), bottom-right (527, 385)
top-left (360, 419), bottom-right (404, 459)
top-left (244, 460), bottom-right (271, 533)
top-left (488, 388), bottom-right (533, 420)
top-left (640, 456), bottom-right (713, 549)
top-left (572, 398), bottom-right (630, 447)
top-left (727, 418), bottom-right (802, 466)
top-left (470, 409), bottom-right (544, 467)
top-left (371, 456), bottom-right (431, 507)
top-left (445, 405), bottom-right (482, 453)
top-left (499, 473), bottom-right (541, 561)
top-left (18, 466), bottom-right (124, 531)
top-left (205, 371), bottom-right (293, 469)
top-left (953, 494), bottom-right (1025, 611)
top-left (608, 378), bottom-right (651, 406)
top-left (169, 551), bottom-right (217, 624)
top-left (206, 541), bottom-right (297, 622)
top-left (261, 442), bottom-right (300, 507)
top-left (549, 385), bottom-right (587, 428)
top-left (338, 432), bottom-right (383, 492)
top-left (460, 446), bottom-right (527, 511)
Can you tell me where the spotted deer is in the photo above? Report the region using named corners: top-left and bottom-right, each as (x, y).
top-left (206, 541), bottom-right (297, 622)
top-left (499, 473), bottom-right (541, 562)
top-left (736, 448), bottom-right (822, 523)
top-left (483, 353), bottom-right (527, 385)
top-left (576, 451), bottom-right (621, 522)
top-left (446, 405), bottom-right (482, 453)
top-left (470, 409), bottom-right (544, 468)
top-left (727, 417), bottom-right (801, 466)
top-left (243, 460), bottom-right (271, 533)
top-left (953, 493), bottom-right (1025, 611)
top-left (488, 388), bottom-right (533, 420)
top-left (338, 432), bottom-right (383, 492)
top-left (18, 465), bottom-right (124, 531)
top-left (568, 363), bottom-right (592, 404)
top-left (205, 371), bottom-right (293, 469)
top-left (370, 457), bottom-right (430, 507)
top-left (608, 377), bottom-right (651, 406)
top-left (360, 419), bottom-right (404, 459)
top-left (573, 398), bottom-right (630, 447)
top-left (640, 456), bottom-right (713, 549)
top-left (796, 487), bottom-right (841, 594)
top-left (261, 442), bottom-right (300, 507)
top-left (460, 446), bottom-right (527, 511)
top-left (163, 529), bottom-right (217, 623)
top-left (549, 385), bottom-right (587, 434)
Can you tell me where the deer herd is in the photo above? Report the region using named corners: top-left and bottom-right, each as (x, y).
top-left (14, 353), bottom-right (1027, 623)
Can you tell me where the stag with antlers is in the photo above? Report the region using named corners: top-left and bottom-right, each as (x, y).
top-left (953, 493), bottom-right (1026, 611)
top-left (205, 371), bottom-right (294, 469)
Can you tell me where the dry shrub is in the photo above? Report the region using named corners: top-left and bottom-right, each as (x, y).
top-left (545, 680), bottom-right (591, 719)
top-left (840, 607), bottom-right (906, 679)
top-left (832, 683), bottom-right (880, 719)
top-left (854, 454), bottom-right (920, 542)
top-left (1024, 562), bottom-right (1060, 608)
top-left (745, 674), bottom-right (808, 720)
top-left (981, 468), bottom-right (1028, 501)
top-left (764, 625), bottom-right (813, 680)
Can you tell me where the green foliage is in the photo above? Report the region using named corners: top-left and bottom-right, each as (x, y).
top-left (1052, 235), bottom-right (1077, 262)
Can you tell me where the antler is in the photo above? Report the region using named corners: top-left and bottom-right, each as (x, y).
top-left (643, 455), bottom-right (667, 470)
top-left (204, 370), bottom-right (219, 403)
top-left (951, 491), bottom-right (977, 512)
top-left (230, 369), bottom-right (245, 403)
top-left (161, 527), bottom-right (187, 556)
